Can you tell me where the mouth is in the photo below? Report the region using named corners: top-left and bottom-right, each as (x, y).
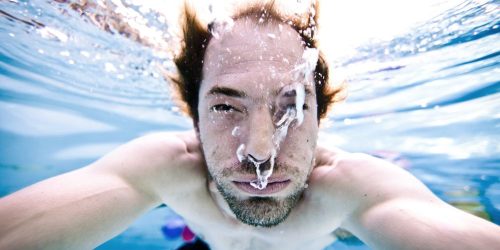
top-left (232, 178), bottom-right (291, 196)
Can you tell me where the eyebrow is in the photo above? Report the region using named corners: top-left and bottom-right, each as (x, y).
top-left (276, 86), bottom-right (314, 97)
top-left (207, 86), bottom-right (247, 98)
top-left (207, 85), bottom-right (313, 99)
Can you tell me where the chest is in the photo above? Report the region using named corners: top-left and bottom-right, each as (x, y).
top-left (185, 218), bottom-right (337, 250)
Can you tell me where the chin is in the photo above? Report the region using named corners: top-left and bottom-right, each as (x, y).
top-left (216, 178), bottom-right (306, 227)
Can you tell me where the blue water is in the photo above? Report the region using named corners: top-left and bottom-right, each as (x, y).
top-left (0, 0), bottom-right (498, 249)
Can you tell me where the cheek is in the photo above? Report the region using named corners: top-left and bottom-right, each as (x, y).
top-left (281, 124), bottom-right (318, 161)
top-left (198, 116), bottom-right (242, 167)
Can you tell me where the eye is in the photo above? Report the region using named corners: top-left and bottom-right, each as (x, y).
top-left (289, 103), bottom-right (309, 110)
top-left (274, 104), bottom-right (293, 125)
top-left (211, 104), bottom-right (238, 113)
top-left (285, 103), bottom-right (309, 111)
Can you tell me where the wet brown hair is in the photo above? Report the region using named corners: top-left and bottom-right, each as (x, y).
top-left (169, 1), bottom-right (344, 126)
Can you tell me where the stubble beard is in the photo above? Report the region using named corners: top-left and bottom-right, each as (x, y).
top-left (200, 139), bottom-right (312, 228)
top-left (211, 173), bottom-right (305, 228)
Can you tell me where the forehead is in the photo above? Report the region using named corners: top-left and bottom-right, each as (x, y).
top-left (201, 19), bottom-right (307, 95)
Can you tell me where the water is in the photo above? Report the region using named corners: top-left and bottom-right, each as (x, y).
top-left (1, 0), bottom-right (499, 249)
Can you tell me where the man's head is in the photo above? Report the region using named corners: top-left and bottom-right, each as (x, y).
top-left (170, 1), bottom-right (343, 227)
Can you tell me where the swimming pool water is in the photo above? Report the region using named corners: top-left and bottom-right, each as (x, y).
top-left (1, 0), bottom-right (499, 249)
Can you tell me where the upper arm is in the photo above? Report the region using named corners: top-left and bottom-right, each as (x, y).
top-left (0, 131), bottom-right (202, 249)
top-left (347, 196), bottom-right (500, 250)
top-left (0, 163), bottom-right (158, 249)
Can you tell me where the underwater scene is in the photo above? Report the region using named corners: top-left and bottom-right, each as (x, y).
top-left (0, 0), bottom-right (498, 249)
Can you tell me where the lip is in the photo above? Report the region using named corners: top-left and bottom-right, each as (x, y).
top-left (232, 175), bottom-right (289, 183)
top-left (232, 179), bottom-right (291, 196)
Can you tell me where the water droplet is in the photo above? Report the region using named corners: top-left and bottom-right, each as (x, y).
top-left (231, 126), bottom-right (240, 137)
top-left (59, 50), bottom-right (70, 57)
top-left (295, 84), bottom-right (305, 125)
top-left (80, 51), bottom-right (90, 58)
top-left (105, 62), bottom-right (117, 72)
top-left (38, 26), bottom-right (68, 43)
top-left (236, 144), bottom-right (245, 162)
top-left (210, 17), bottom-right (234, 39)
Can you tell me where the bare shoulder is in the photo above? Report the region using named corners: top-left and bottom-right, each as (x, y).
top-left (309, 147), bottom-right (438, 221)
top-left (89, 130), bottom-right (205, 201)
top-left (311, 148), bottom-right (396, 187)
top-left (124, 131), bottom-right (198, 158)
top-left (95, 130), bottom-right (201, 169)
top-left (312, 148), bottom-right (427, 194)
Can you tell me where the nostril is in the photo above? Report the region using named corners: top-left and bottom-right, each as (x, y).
top-left (247, 155), bottom-right (274, 171)
top-left (248, 154), bottom-right (269, 165)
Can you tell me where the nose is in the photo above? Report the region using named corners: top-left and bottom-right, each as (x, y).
top-left (243, 106), bottom-right (274, 162)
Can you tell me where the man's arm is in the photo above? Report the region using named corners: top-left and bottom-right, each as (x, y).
top-left (0, 131), bottom-right (200, 249)
top-left (314, 148), bottom-right (500, 249)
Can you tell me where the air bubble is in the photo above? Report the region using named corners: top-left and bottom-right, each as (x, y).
top-left (231, 126), bottom-right (240, 137)
top-left (236, 144), bottom-right (245, 162)
top-left (210, 17), bottom-right (234, 39)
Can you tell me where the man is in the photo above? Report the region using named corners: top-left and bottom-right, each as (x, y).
top-left (1, 1), bottom-right (499, 249)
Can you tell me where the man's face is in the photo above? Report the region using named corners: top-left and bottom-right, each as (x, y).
top-left (197, 19), bottom-right (319, 227)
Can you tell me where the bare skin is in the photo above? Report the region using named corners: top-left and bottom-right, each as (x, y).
top-left (1, 16), bottom-right (500, 250)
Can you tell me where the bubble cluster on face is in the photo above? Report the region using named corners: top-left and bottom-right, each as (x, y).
top-left (293, 47), bottom-right (319, 84)
top-left (234, 47), bottom-right (318, 190)
top-left (205, 1), bottom-right (235, 39)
